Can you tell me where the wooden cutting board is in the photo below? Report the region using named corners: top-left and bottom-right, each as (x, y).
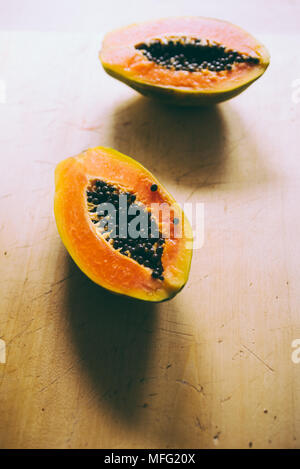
top-left (0, 11), bottom-right (299, 449)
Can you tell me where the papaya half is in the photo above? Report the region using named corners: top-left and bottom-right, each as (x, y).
top-left (54, 147), bottom-right (193, 302)
top-left (100, 17), bottom-right (270, 105)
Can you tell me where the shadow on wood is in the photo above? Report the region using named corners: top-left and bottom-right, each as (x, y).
top-left (108, 96), bottom-right (275, 194)
top-left (65, 254), bottom-right (158, 425)
top-left (109, 97), bottom-right (228, 188)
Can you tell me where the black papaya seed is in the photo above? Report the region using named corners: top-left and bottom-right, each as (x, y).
top-left (152, 271), bottom-right (160, 279)
top-left (135, 38), bottom-right (259, 74)
top-left (87, 178), bottom-right (165, 277)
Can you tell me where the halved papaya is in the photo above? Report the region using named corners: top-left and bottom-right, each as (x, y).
top-left (100, 17), bottom-right (270, 105)
top-left (54, 147), bottom-right (193, 302)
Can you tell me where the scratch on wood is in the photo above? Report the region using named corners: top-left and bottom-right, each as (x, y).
top-left (220, 395), bottom-right (232, 403)
top-left (51, 273), bottom-right (75, 287)
top-left (195, 416), bottom-right (206, 431)
top-left (185, 187), bottom-right (198, 202)
top-left (176, 379), bottom-right (205, 395)
top-left (7, 318), bottom-right (36, 345)
top-left (37, 363), bottom-right (77, 394)
top-left (159, 327), bottom-right (193, 338)
top-left (165, 319), bottom-right (190, 327)
top-left (241, 344), bottom-right (275, 373)
top-left (31, 290), bottom-right (52, 302)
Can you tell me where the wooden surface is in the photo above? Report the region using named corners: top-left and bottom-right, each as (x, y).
top-left (0, 0), bottom-right (300, 449)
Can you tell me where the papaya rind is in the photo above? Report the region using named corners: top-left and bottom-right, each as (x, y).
top-left (54, 147), bottom-right (193, 302)
top-left (101, 61), bottom-right (269, 106)
top-left (100, 16), bottom-right (270, 106)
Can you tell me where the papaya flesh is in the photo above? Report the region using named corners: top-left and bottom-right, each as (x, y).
top-left (100, 17), bottom-right (270, 105)
top-left (54, 147), bottom-right (193, 302)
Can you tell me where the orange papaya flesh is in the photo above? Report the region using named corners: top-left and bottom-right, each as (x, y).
top-left (100, 17), bottom-right (270, 105)
top-left (54, 147), bottom-right (193, 302)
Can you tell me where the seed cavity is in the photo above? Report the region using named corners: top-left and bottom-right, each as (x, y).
top-left (135, 37), bottom-right (259, 73)
top-left (86, 179), bottom-right (165, 281)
